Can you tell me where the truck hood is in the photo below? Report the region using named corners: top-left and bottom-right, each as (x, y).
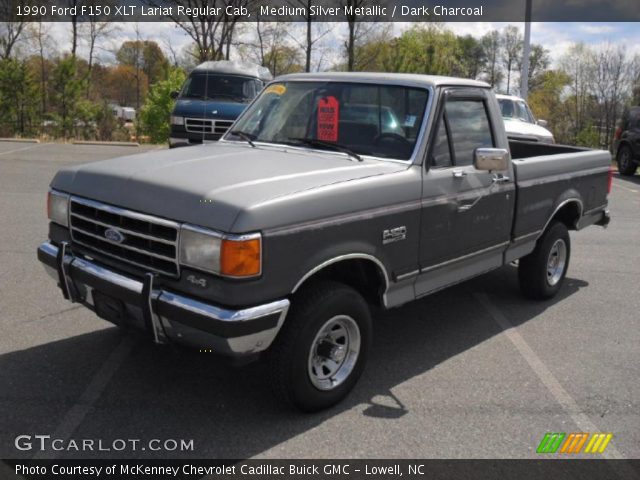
top-left (172, 99), bottom-right (247, 120)
top-left (51, 142), bottom-right (407, 232)
top-left (503, 118), bottom-right (554, 141)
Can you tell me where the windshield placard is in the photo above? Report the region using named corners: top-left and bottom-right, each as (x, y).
top-left (317, 96), bottom-right (340, 142)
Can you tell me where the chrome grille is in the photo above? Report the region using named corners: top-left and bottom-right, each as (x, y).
top-left (69, 197), bottom-right (180, 277)
top-left (185, 118), bottom-right (234, 136)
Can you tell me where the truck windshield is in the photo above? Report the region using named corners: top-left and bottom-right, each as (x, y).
top-left (180, 73), bottom-right (261, 103)
top-left (499, 98), bottom-right (535, 124)
top-left (228, 81), bottom-right (429, 161)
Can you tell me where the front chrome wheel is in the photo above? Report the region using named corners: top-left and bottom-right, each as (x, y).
top-left (308, 315), bottom-right (361, 391)
top-left (546, 238), bottom-right (567, 286)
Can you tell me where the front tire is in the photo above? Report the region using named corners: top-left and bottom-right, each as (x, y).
top-left (519, 221), bottom-right (571, 300)
top-left (268, 281), bottom-right (372, 412)
top-left (617, 145), bottom-right (637, 176)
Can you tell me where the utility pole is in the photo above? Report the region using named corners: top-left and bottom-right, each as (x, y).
top-left (520, 0), bottom-right (532, 99)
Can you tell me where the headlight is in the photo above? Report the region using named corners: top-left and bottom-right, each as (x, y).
top-left (170, 115), bottom-right (184, 126)
top-left (47, 190), bottom-right (70, 227)
top-left (180, 225), bottom-right (261, 278)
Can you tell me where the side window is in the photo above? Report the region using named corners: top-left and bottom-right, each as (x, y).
top-left (431, 115), bottom-right (452, 168)
top-left (445, 99), bottom-right (494, 166)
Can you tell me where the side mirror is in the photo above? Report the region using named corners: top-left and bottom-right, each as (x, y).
top-left (170, 91), bottom-right (179, 100)
top-left (474, 148), bottom-right (509, 171)
top-left (536, 119), bottom-right (548, 128)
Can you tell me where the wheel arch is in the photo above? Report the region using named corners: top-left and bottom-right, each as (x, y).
top-left (291, 254), bottom-right (390, 308)
top-left (542, 197), bottom-right (583, 235)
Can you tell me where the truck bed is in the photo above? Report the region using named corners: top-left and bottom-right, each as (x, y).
top-left (509, 140), bottom-right (611, 243)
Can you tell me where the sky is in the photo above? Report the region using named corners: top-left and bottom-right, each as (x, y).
top-left (40, 21), bottom-right (640, 70)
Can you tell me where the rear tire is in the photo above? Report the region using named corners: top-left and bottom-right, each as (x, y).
top-left (617, 145), bottom-right (637, 176)
top-left (519, 221), bottom-right (571, 300)
top-left (268, 281), bottom-right (372, 412)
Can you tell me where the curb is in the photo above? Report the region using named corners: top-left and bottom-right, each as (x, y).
top-left (72, 141), bottom-right (140, 147)
top-left (0, 138), bottom-right (40, 143)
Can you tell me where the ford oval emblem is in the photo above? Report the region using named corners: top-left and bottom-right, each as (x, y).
top-left (104, 228), bottom-right (125, 244)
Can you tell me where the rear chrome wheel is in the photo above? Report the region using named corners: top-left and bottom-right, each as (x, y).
top-left (308, 315), bottom-right (361, 391)
top-left (546, 239), bottom-right (567, 287)
top-left (519, 221), bottom-right (571, 300)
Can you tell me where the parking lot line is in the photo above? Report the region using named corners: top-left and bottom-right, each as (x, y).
top-left (473, 292), bottom-right (625, 461)
top-left (31, 335), bottom-right (136, 460)
top-left (0, 144), bottom-right (44, 157)
top-left (613, 180), bottom-right (638, 194)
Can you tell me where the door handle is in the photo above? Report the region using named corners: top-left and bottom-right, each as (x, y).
top-left (492, 174), bottom-right (510, 184)
top-left (452, 169), bottom-right (467, 178)
top-left (457, 197), bottom-right (482, 212)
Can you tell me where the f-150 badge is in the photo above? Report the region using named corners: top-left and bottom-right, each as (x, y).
top-left (382, 226), bottom-right (407, 244)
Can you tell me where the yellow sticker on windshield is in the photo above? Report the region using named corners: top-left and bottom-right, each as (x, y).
top-left (264, 84), bottom-right (286, 95)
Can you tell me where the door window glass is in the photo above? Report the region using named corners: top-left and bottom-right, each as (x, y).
top-left (445, 100), bottom-right (494, 166)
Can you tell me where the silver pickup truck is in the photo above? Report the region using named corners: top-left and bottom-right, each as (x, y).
top-left (38, 73), bottom-right (611, 411)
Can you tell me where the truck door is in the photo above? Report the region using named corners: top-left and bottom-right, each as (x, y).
top-left (415, 88), bottom-right (515, 297)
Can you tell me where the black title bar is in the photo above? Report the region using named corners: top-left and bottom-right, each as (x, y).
top-left (3, 459), bottom-right (640, 480)
top-left (2, 0), bottom-right (640, 22)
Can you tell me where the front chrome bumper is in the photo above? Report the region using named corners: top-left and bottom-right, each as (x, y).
top-left (37, 241), bottom-right (289, 356)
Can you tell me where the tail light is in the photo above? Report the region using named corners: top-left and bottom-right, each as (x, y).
top-left (614, 127), bottom-right (622, 140)
top-left (607, 165), bottom-right (613, 194)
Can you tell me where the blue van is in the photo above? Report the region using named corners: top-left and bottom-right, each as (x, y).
top-left (169, 61), bottom-right (272, 148)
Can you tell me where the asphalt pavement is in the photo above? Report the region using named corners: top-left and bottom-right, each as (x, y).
top-left (0, 141), bottom-right (638, 460)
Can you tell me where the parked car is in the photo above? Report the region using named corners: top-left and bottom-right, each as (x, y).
top-left (496, 94), bottom-right (555, 143)
top-left (614, 106), bottom-right (640, 176)
top-left (169, 60), bottom-right (272, 148)
top-left (39, 73), bottom-right (611, 411)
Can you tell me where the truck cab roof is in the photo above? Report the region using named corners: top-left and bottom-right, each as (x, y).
top-left (275, 72), bottom-right (490, 89)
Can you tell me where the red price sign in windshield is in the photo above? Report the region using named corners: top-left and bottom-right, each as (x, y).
top-left (317, 96), bottom-right (339, 142)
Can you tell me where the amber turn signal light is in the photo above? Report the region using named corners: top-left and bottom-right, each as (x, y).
top-left (220, 238), bottom-right (261, 277)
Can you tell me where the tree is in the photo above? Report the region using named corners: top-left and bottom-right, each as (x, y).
top-left (341, 0), bottom-right (379, 71)
top-left (0, 1), bottom-right (28, 59)
top-left (67, 0), bottom-right (80, 57)
top-left (527, 70), bottom-right (570, 142)
top-left (0, 58), bottom-right (40, 136)
top-left (138, 67), bottom-right (186, 143)
top-left (116, 40), bottom-right (169, 87)
top-left (523, 44), bottom-right (551, 92)
top-left (50, 56), bottom-right (86, 138)
top-left (381, 24), bottom-right (460, 76)
top-left (30, 22), bottom-right (51, 114)
top-left (560, 43), bottom-right (593, 142)
top-left (346, 24), bottom-right (393, 72)
top-left (589, 44), bottom-right (635, 150)
top-left (264, 45), bottom-right (304, 76)
top-left (285, 0), bottom-right (333, 72)
top-left (455, 35), bottom-right (486, 79)
top-left (158, 0), bottom-right (254, 63)
top-left (85, 20), bottom-right (116, 97)
top-left (501, 25), bottom-right (522, 94)
top-left (104, 64), bottom-right (149, 107)
top-left (480, 30), bottom-right (502, 88)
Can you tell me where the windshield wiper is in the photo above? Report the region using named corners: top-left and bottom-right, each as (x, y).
top-left (288, 137), bottom-right (362, 162)
top-left (229, 130), bottom-right (256, 148)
